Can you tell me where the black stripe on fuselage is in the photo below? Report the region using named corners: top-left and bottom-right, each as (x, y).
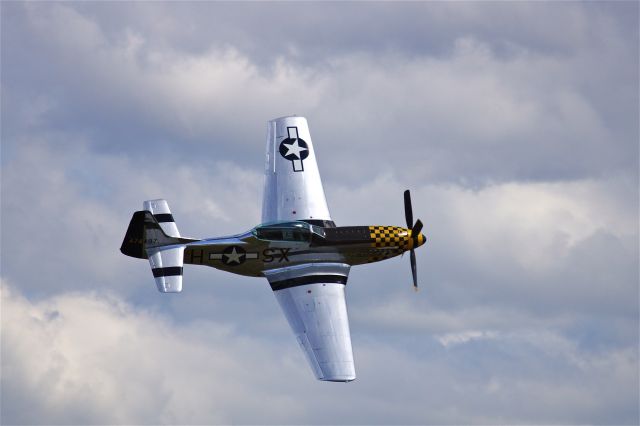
top-left (154, 213), bottom-right (175, 223)
top-left (152, 267), bottom-right (183, 277)
top-left (270, 274), bottom-right (347, 291)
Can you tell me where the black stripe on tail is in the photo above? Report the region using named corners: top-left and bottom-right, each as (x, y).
top-left (154, 213), bottom-right (174, 223)
top-left (152, 267), bottom-right (183, 277)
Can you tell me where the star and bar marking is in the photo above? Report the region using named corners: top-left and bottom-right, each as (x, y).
top-left (208, 246), bottom-right (292, 265)
top-left (279, 127), bottom-right (309, 172)
top-left (209, 246), bottom-right (259, 266)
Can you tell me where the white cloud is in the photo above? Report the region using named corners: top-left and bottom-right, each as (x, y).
top-left (427, 178), bottom-right (638, 271)
top-left (0, 282), bottom-right (307, 424)
top-left (2, 282), bottom-right (638, 425)
top-left (436, 330), bottom-right (499, 347)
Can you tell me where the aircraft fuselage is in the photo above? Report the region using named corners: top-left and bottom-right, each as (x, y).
top-left (182, 224), bottom-right (426, 278)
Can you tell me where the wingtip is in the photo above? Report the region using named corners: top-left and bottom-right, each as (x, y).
top-left (321, 377), bottom-right (356, 383)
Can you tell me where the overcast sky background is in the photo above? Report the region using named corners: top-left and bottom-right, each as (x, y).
top-left (1, 1), bottom-right (638, 424)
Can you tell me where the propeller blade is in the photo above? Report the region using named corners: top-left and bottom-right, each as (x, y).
top-left (412, 219), bottom-right (423, 236)
top-left (410, 249), bottom-right (418, 289)
top-left (404, 190), bottom-right (413, 228)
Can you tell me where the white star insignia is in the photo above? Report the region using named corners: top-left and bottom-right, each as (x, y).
top-left (223, 247), bottom-right (244, 264)
top-left (283, 139), bottom-right (307, 159)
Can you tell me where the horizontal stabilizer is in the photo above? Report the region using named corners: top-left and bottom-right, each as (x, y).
top-left (143, 199), bottom-right (181, 238)
top-left (148, 246), bottom-right (185, 293)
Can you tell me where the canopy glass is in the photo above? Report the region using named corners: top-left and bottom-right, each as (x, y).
top-left (253, 221), bottom-right (326, 242)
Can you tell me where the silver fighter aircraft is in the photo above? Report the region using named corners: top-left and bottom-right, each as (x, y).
top-left (121, 116), bottom-right (426, 382)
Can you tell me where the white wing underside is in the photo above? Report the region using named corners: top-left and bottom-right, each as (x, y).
top-left (265, 262), bottom-right (355, 382)
top-left (261, 116), bottom-right (332, 224)
top-left (261, 119), bottom-right (354, 381)
top-left (273, 283), bottom-right (355, 381)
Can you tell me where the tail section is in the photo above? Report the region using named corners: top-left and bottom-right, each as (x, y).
top-left (121, 200), bottom-right (197, 293)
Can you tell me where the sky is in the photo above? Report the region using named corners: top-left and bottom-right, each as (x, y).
top-left (1, 1), bottom-right (638, 424)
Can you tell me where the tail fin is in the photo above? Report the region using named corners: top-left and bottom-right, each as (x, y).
top-left (120, 200), bottom-right (197, 293)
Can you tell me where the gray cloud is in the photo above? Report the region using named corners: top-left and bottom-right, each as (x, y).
top-left (2, 2), bottom-right (637, 184)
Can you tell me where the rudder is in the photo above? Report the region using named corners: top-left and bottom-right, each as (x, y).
top-left (120, 211), bottom-right (148, 259)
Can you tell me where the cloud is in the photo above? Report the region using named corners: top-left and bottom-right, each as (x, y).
top-left (0, 136), bottom-right (262, 298)
top-left (436, 330), bottom-right (500, 347)
top-left (3, 2), bottom-right (637, 184)
top-left (0, 283), bottom-right (308, 424)
top-left (2, 283), bottom-right (637, 424)
top-left (1, 1), bottom-right (638, 424)
top-left (330, 173), bottom-right (637, 316)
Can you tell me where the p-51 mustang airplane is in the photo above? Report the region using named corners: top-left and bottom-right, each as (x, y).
top-left (121, 116), bottom-right (426, 382)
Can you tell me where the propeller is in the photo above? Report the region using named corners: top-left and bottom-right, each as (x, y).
top-left (404, 190), bottom-right (414, 229)
top-left (403, 190), bottom-right (423, 291)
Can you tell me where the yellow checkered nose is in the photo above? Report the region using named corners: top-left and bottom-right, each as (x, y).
top-left (369, 226), bottom-right (410, 249)
top-left (368, 225), bottom-right (426, 252)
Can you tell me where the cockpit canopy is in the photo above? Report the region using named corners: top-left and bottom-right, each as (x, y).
top-left (253, 221), bottom-right (326, 242)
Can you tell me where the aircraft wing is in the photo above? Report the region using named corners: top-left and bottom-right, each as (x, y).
top-left (265, 263), bottom-right (355, 382)
top-left (261, 116), bottom-right (333, 226)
